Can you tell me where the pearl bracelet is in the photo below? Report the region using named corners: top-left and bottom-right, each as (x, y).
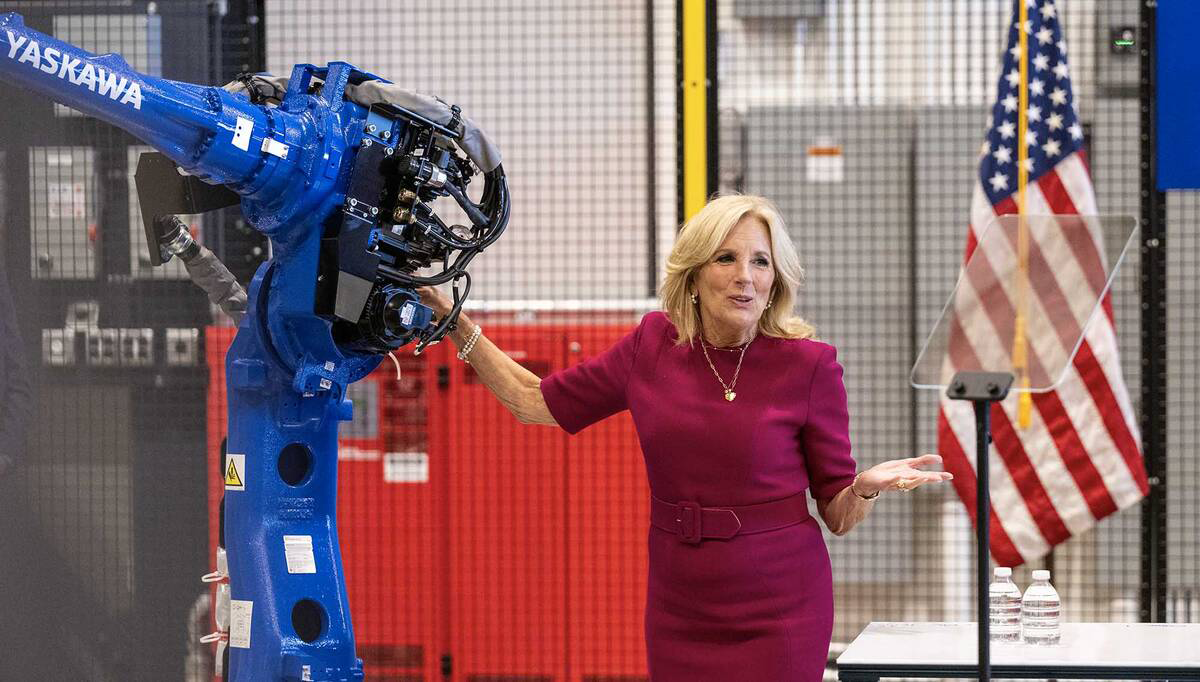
top-left (456, 324), bottom-right (483, 363)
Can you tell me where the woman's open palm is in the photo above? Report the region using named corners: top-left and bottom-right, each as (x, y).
top-left (856, 454), bottom-right (953, 495)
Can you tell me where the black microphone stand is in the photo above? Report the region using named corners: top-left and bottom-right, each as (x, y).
top-left (946, 370), bottom-right (1014, 682)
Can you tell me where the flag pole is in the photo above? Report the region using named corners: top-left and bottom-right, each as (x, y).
top-left (1013, 0), bottom-right (1034, 428)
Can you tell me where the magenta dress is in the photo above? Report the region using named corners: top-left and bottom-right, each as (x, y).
top-left (540, 311), bottom-right (857, 682)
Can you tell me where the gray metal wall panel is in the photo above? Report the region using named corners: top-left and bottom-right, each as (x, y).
top-left (266, 0), bottom-right (662, 302)
top-left (914, 105), bottom-right (987, 460)
top-left (745, 105), bottom-right (915, 582)
top-left (1167, 187), bottom-right (1200, 599)
top-left (1090, 99), bottom-right (1143, 592)
top-left (912, 106), bottom-right (986, 615)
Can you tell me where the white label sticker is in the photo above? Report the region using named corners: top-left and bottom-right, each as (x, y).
top-left (229, 600), bottom-right (253, 648)
top-left (383, 452), bottom-right (429, 484)
top-left (232, 117), bottom-right (253, 151)
top-left (261, 136), bottom-right (289, 159)
top-left (339, 445), bottom-right (382, 461)
top-left (805, 152), bottom-right (844, 183)
top-left (283, 535), bottom-right (317, 574)
top-left (224, 454), bottom-right (246, 491)
top-left (47, 181), bottom-right (86, 219)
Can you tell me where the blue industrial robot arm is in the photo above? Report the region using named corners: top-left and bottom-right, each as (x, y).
top-left (2, 12), bottom-right (510, 682)
top-left (2, 12), bottom-right (508, 355)
top-left (2, 12), bottom-right (314, 220)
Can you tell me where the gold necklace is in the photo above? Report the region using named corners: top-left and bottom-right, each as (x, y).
top-left (699, 335), bottom-right (752, 401)
top-left (702, 340), bottom-right (744, 352)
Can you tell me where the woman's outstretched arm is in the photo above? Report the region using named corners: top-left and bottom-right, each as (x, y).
top-left (417, 287), bottom-right (558, 426)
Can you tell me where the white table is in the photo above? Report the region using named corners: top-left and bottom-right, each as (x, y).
top-left (837, 622), bottom-right (1200, 680)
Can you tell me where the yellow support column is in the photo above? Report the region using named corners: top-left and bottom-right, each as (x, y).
top-left (680, 0), bottom-right (715, 221)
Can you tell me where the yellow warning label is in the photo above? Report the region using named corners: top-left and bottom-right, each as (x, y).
top-left (225, 454), bottom-right (246, 491)
top-left (225, 460), bottom-right (242, 486)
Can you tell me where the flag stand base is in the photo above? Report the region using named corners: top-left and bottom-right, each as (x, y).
top-left (947, 370), bottom-right (1014, 682)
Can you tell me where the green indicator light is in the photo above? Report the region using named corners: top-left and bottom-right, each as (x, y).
top-left (1114, 39), bottom-right (1135, 47)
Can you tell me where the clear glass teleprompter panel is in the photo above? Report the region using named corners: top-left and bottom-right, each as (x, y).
top-left (911, 214), bottom-right (1138, 392)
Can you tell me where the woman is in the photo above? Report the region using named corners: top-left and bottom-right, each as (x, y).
top-left (418, 194), bottom-right (951, 681)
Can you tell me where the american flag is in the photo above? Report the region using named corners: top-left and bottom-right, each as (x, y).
top-left (937, 0), bottom-right (1148, 567)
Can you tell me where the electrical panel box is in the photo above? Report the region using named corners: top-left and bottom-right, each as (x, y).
top-left (28, 146), bottom-right (97, 280)
top-left (1095, 3), bottom-right (1139, 96)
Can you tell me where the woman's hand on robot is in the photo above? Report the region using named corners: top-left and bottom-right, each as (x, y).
top-left (415, 286), bottom-right (453, 318)
top-left (858, 454), bottom-right (953, 495)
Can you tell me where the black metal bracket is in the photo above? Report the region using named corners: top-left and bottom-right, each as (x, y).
top-left (948, 371), bottom-right (1014, 402)
top-left (133, 152), bottom-right (240, 266)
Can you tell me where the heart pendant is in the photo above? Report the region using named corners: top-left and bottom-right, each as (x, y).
top-left (724, 390), bottom-right (736, 402)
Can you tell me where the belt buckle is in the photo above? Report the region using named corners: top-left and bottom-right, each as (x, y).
top-left (675, 501), bottom-right (702, 544)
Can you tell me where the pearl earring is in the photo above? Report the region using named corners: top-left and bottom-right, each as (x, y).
top-left (765, 299), bottom-right (772, 309)
top-left (690, 292), bottom-right (698, 304)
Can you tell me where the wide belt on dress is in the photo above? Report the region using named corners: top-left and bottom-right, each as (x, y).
top-left (649, 492), bottom-right (811, 544)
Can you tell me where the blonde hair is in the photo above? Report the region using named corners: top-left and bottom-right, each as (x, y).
top-left (660, 194), bottom-right (816, 346)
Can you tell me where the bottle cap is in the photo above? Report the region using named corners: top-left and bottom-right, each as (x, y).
top-left (994, 566), bottom-right (1012, 577)
top-left (1032, 569), bottom-right (1051, 580)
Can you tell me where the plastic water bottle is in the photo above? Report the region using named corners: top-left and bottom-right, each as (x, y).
top-left (989, 566), bottom-right (1022, 643)
top-left (1021, 569), bottom-right (1061, 645)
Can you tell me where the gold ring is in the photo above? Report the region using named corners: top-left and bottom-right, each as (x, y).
top-left (896, 479), bottom-right (909, 491)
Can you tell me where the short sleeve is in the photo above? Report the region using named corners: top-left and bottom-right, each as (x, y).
top-left (539, 314), bottom-right (651, 435)
top-left (802, 346), bottom-right (857, 500)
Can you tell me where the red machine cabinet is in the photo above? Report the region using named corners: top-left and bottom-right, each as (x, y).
top-left (207, 317), bottom-right (649, 682)
top-left (427, 319), bottom-right (649, 681)
top-left (562, 326), bottom-right (649, 680)
top-left (336, 348), bottom-right (443, 681)
top-left (429, 326), bottom-right (571, 680)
